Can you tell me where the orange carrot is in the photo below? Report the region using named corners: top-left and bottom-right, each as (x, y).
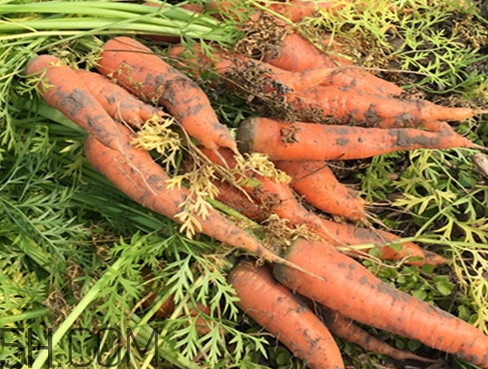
top-left (265, 0), bottom-right (351, 22)
top-left (167, 43), bottom-right (336, 98)
top-left (273, 160), bottom-right (366, 221)
top-left (263, 32), bottom-right (350, 70)
top-left (24, 55), bottom-right (127, 154)
top-left (291, 85), bottom-right (487, 130)
top-left (96, 36), bottom-right (238, 154)
top-left (263, 32), bottom-right (405, 97)
top-left (207, 0), bottom-right (348, 23)
top-left (228, 260), bottom-right (345, 369)
top-left (201, 147), bottom-right (339, 241)
top-left (319, 217), bottom-right (448, 266)
top-left (83, 124), bottom-right (310, 275)
top-left (319, 307), bottom-right (438, 363)
top-left (273, 237), bottom-right (488, 368)
top-left (202, 147), bottom-right (446, 266)
top-left (211, 179), bottom-right (268, 223)
top-left (74, 69), bottom-right (166, 128)
top-left (236, 117), bottom-right (480, 161)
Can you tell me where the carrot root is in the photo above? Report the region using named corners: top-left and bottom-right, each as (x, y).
top-left (229, 260), bottom-right (345, 369)
top-left (273, 238), bottom-right (488, 368)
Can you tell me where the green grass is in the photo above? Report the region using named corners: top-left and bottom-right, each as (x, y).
top-left (1, 0), bottom-right (488, 368)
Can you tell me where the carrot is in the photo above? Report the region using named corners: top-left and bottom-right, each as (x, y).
top-left (202, 147), bottom-right (446, 266)
top-left (207, 0), bottom-right (348, 23)
top-left (319, 217), bottom-right (448, 266)
top-left (319, 307), bottom-right (439, 363)
top-left (96, 36), bottom-right (238, 154)
top-left (74, 69), bottom-right (166, 129)
top-left (211, 179), bottom-right (268, 223)
top-left (200, 147), bottom-right (340, 242)
top-left (290, 85), bottom-right (488, 130)
top-left (263, 32), bottom-right (405, 97)
top-left (24, 55), bottom-right (127, 155)
top-left (83, 124), bottom-right (312, 275)
top-left (167, 43), bottom-right (336, 98)
top-left (236, 117), bottom-right (480, 161)
top-left (228, 260), bottom-right (345, 369)
top-left (273, 237), bottom-right (488, 368)
top-left (273, 160), bottom-right (366, 221)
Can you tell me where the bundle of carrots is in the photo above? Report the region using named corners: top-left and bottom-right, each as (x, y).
top-left (23, 0), bottom-right (488, 367)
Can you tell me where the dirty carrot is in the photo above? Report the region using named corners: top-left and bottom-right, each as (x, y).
top-left (236, 117), bottom-right (480, 161)
top-left (228, 260), bottom-right (345, 369)
top-left (319, 217), bottom-right (448, 266)
top-left (83, 124), bottom-right (313, 276)
top-left (74, 69), bottom-right (166, 129)
top-left (319, 306), bottom-right (438, 363)
top-left (210, 179), bottom-right (268, 223)
top-left (201, 147), bottom-right (340, 242)
top-left (273, 160), bottom-right (366, 221)
top-left (273, 237), bottom-right (488, 368)
top-left (207, 0), bottom-right (348, 23)
top-left (96, 36), bottom-right (238, 154)
top-left (24, 54), bottom-right (127, 154)
top-left (263, 32), bottom-right (405, 97)
top-left (290, 85), bottom-right (487, 130)
top-left (168, 43), bottom-right (336, 97)
top-left (202, 147), bottom-right (445, 266)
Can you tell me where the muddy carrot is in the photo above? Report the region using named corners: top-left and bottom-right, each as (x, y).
top-left (168, 43), bottom-right (336, 97)
top-left (75, 69), bottom-right (166, 128)
top-left (319, 218), bottom-right (448, 266)
top-left (83, 124), bottom-right (312, 275)
top-left (202, 147), bottom-right (445, 266)
top-left (290, 85), bottom-right (487, 130)
top-left (273, 237), bottom-right (488, 368)
top-left (236, 117), bottom-right (480, 161)
top-left (96, 36), bottom-right (238, 154)
top-left (273, 160), bottom-right (366, 221)
top-left (319, 307), bottom-right (439, 363)
top-left (229, 260), bottom-right (345, 369)
top-left (263, 32), bottom-right (405, 97)
top-left (24, 54), bottom-right (127, 154)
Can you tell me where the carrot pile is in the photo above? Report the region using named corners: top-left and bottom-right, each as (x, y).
top-left (24, 0), bottom-right (488, 367)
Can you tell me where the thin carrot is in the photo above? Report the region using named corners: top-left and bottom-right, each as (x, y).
top-left (200, 147), bottom-right (340, 242)
top-left (228, 260), bottom-right (345, 369)
top-left (24, 55), bottom-right (126, 154)
top-left (83, 124), bottom-right (312, 275)
top-left (262, 32), bottom-right (351, 70)
top-left (273, 160), bottom-right (366, 221)
top-left (236, 117), bottom-right (480, 161)
top-left (319, 306), bottom-right (439, 363)
top-left (273, 237), bottom-right (488, 368)
top-left (291, 85), bottom-right (488, 130)
top-left (319, 217), bottom-right (448, 266)
top-left (202, 147), bottom-right (446, 266)
top-left (263, 32), bottom-right (405, 97)
top-left (96, 36), bottom-right (238, 154)
top-left (167, 43), bottom-right (336, 97)
top-left (265, 0), bottom-right (352, 22)
top-left (207, 0), bottom-right (348, 23)
top-left (211, 179), bottom-right (268, 223)
top-left (74, 69), bottom-right (166, 129)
